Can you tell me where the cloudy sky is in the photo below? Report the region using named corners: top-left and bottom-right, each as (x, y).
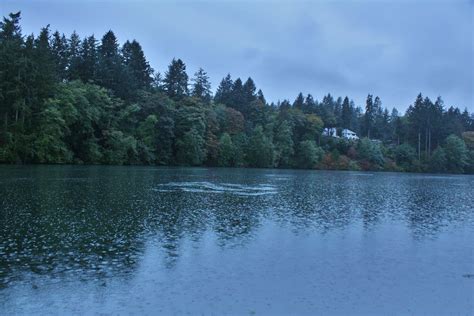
top-left (2, 0), bottom-right (473, 111)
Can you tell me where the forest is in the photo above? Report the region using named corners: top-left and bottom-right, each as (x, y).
top-left (1, 12), bottom-right (473, 173)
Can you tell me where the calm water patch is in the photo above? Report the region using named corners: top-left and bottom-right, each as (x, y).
top-left (0, 166), bottom-right (473, 315)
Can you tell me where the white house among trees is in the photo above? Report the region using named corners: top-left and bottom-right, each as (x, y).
top-left (342, 129), bottom-right (359, 140)
top-left (323, 128), bottom-right (359, 140)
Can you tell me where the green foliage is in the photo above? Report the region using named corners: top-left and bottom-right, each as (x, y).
top-left (191, 68), bottom-right (212, 103)
top-left (303, 114), bottom-right (324, 141)
top-left (136, 114), bottom-right (158, 163)
top-left (462, 131), bottom-right (474, 150)
top-left (231, 133), bottom-right (248, 167)
top-left (246, 126), bottom-right (274, 168)
top-left (217, 133), bottom-right (235, 167)
top-left (164, 58), bottom-right (188, 100)
top-left (395, 143), bottom-right (417, 171)
top-left (97, 31), bottom-right (128, 98)
top-left (296, 140), bottom-right (323, 169)
top-left (0, 11), bottom-right (472, 174)
top-left (122, 40), bottom-right (153, 91)
top-left (214, 74), bottom-right (233, 106)
top-left (155, 116), bottom-right (175, 165)
top-left (443, 134), bottom-right (468, 173)
top-left (429, 147), bottom-right (447, 173)
top-left (274, 120), bottom-right (294, 167)
top-left (32, 100), bottom-right (72, 163)
top-left (466, 150), bottom-right (474, 174)
top-left (176, 128), bottom-right (206, 166)
top-left (357, 138), bottom-right (384, 169)
top-left (102, 130), bottom-right (137, 165)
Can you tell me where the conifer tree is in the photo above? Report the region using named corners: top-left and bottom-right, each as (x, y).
top-left (0, 11), bottom-right (24, 131)
top-left (214, 74), bottom-right (233, 106)
top-left (191, 67), bottom-right (211, 103)
top-left (364, 94), bottom-right (374, 138)
top-left (257, 89), bottom-right (266, 105)
top-left (51, 31), bottom-right (69, 81)
top-left (293, 92), bottom-right (304, 110)
top-left (78, 35), bottom-right (97, 83)
top-left (33, 25), bottom-right (56, 101)
top-left (164, 58), bottom-right (188, 99)
top-left (67, 31), bottom-right (81, 81)
top-left (231, 78), bottom-right (245, 112)
top-left (97, 30), bottom-right (127, 98)
top-left (122, 39), bottom-right (153, 90)
top-left (303, 94), bottom-right (316, 113)
top-left (243, 77), bottom-right (257, 104)
top-left (341, 96), bottom-right (351, 129)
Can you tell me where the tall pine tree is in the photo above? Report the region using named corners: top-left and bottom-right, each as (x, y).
top-left (214, 74), bottom-right (233, 106)
top-left (51, 31), bottom-right (68, 81)
top-left (164, 58), bottom-right (188, 99)
top-left (78, 35), bottom-right (97, 83)
top-left (191, 67), bottom-right (211, 103)
top-left (341, 96), bottom-right (351, 129)
top-left (122, 39), bottom-right (153, 90)
top-left (67, 31), bottom-right (81, 81)
top-left (364, 94), bottom-right (374, 138)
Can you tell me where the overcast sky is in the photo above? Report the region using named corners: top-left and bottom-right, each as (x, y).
top-left (2, 0), bottom-right (473, 111)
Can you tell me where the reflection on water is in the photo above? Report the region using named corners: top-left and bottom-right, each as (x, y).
top-left (0, 166), bottom-right (473, 314)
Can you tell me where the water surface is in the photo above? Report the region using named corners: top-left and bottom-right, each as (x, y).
top-left (0, 166), bottom-right (473, 315)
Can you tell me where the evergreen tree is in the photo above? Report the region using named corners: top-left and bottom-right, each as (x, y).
top-left (122, 39), bottom-right (153, 90)
top-left (0, 11), bottom-right (25, 132)
top-left (443, 106), bottom-right (464, 139)
top-left (341, 96), bottom-right (351, 129)
top-left (430, 97), bottom-right (445, 149)
top-left (372, 96), bottom-right (384, 139)
top-left (303, 94), bottom-right (316, 113)
top-left (334, 97), bottom-right (343, 126)
top-left (164, 58), bottom-right (188, 99)
top-left (78, 35), bottom-right (97, 82)
top-left (191, 67), bottom-right (211, 103)
top-left (320, 94), bottom-right (336, 127)
top-left (257, 89), bottom-right (266, 105)
top-left (1, 11), bottom-right (473, 173)
top-left (406, 93), bottom-right (440, 159)
top-left (279, 100), bottom-right (292, 112)
top-left (243, 77), bottom-right (257, 105)
top-left (33, 25), bottom-right (56, 102)
top-left (214, 74), bottom-right (233, 106)
top-left (293, 92), bottom-right (304, 110)
top-left (67, 31), bottom-right (81, 81)
top-left (51, 31), bottom-right (68, 81)
top-left (97, 30), bottom-right (127, 97)
top-left (364, 94), bottom-right (374, 138)
top-left (231, 78), bottom-right (245, 113)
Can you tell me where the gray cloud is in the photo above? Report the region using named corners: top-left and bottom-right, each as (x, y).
top-left (2, 0), bottom-right (473, 111)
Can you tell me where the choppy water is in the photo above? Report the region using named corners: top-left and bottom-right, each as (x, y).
top-left (0, 166), bottom-right (473, 315)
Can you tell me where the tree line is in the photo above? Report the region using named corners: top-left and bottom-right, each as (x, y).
top-left (1, 12), bottom-right (473, 173)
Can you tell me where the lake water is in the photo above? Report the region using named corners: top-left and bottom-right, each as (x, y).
top-left (0, 166), bottom-right (473, 315)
